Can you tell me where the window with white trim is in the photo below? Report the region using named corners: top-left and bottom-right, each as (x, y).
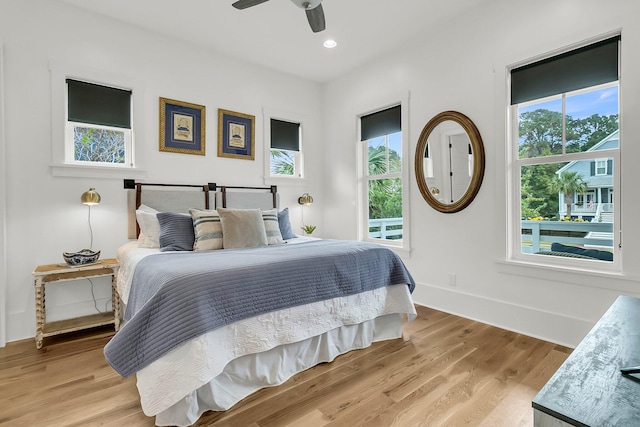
top-left (66, 79), bottom-right (133, 166)
top-left (595, 159), bottom-right (608, 176)
top-left (509, 35), bottom-right (620, 265)
top-left (269, 118), bottom-right (302, 178)
top-left (360, 105), bottom-right (403, 243)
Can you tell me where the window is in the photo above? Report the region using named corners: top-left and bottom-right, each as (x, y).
top-left (66, 79), bottom-right (132, 166)
top-left (595, 159), bottom-right (608, 176)
top-left (50, 61), bottom-right (144, 179)
top-left (270, 118), bottom-right (301, 177)
top-left (510, 35), bottom-right (620, 265)
top-left (360, 105), bottom-right (403, 243)
top-left (263, 109), bottom-right (305, 181)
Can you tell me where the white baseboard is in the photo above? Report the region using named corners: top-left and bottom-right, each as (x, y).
top-left (411, 282), bottom-right (593, 348)
top-left (8, 281), bottom-right (591, 348)
top-left (7, 310), bottom-right (34, 343)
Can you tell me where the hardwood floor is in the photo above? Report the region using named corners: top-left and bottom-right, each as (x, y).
top-left (0, 306), bottom-right (571, 427)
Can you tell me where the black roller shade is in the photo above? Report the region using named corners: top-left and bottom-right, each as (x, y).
top-left (271, 119), bottom-right (300, 151)
top-left (67, 79), bottom-right (132, 129)
top-left (511, 36), bottom-right (620, 105)
top-left (361, 105), bottom-right (401, 141)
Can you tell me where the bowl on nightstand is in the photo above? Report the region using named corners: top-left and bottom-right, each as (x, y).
top-left (63, 249), bottom-right (101, 266)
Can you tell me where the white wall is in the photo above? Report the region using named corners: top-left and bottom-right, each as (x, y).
top-left (3, 0), bottom-right (640, 348)
top-left (0, 0), bottom-right (324, 342)
top-left (323, 0), bottom-right (640, 347)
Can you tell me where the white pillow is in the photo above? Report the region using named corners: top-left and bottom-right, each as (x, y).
top-left (136, 204), bottom-right (161, 248)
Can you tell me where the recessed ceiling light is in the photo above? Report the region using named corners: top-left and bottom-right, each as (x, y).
top-left (323, 39), bottom-right (337, 49)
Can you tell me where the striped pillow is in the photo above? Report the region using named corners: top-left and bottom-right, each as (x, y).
top-left (189, 209), bottom-right (223, 251)
top-left (262, 209), bottom-right (284, 245)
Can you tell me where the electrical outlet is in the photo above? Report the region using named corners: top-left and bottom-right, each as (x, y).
top-left (448, 273), bottom-right (456, 286)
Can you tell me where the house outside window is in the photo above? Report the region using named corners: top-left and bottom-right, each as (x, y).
top-left (66, 79), bottom-right (133, 167)
top-left (509, 35), bottom-right (620, 265)
top-left (269, 118), bottom-right (302, 177)
top-left (360, 105), bottom-right (403, 243)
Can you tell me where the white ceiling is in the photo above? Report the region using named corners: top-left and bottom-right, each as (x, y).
top-left (57, 0), bottom-right (483, 83)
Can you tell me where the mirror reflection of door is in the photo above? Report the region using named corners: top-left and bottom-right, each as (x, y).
top-left (448, 133), bottom-right (472, 203)
top-left (424, 124), bottom-right (472, 204)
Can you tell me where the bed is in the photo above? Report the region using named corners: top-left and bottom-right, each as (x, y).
top-left (104, 181), bottom-right (417, 426)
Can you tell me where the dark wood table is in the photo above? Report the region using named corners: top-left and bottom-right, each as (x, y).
top-left (532, 295), bottom-right (640, 426)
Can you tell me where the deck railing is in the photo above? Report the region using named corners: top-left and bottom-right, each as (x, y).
top-left (559, 202), bottom-right (613, 216)
top-left (521, 220), bottom-right (613, 253)
top-left (369, 218), bottom-right (403, 240)
top-left (368, 218), bottom-right (613, 250)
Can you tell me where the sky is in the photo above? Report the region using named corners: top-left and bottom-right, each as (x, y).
top-left (369, 131), bottom-right (402, 159)
top-left (519, 84), bottom-right (619, 119)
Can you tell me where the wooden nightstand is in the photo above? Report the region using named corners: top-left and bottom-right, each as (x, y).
top-left (32, 258), bottom-right (121, 349)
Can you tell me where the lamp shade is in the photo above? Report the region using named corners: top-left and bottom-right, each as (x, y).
top-left (81, 188), bottom-right (101, 205)
top-left (298, 193), bottom-right (314, 205)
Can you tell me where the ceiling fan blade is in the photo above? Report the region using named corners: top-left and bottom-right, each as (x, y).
top-left (232, 0), bottom-right (270, 10)
top-left (305, 3), bottom-right (325, 33)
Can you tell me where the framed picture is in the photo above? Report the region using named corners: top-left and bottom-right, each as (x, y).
top-left (159, 97), bottom-right (206, 155)
top-left (218, 109), bottom-right (255, 160)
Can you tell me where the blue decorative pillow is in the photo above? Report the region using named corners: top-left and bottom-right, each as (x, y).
top-left (277, 207), bottom-right (297, 240)
top-left (157, 212), bottom-right (195, 252)
top-left (550, 242), bottom-right (613, 261)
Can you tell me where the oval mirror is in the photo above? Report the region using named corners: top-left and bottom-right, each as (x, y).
top-left (415, 111), bottom-right (485, 213)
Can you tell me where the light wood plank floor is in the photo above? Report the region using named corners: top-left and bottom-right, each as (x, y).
top-left (0, 306), bottom-right (571, 426)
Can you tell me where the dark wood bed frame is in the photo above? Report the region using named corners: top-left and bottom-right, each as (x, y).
top-left (123, 179), bottom-right (278, 236)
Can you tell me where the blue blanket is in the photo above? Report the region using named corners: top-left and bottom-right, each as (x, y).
top-left (104, 239), bottom-right (414, 377)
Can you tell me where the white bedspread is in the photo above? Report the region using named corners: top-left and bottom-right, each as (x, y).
top-left (115, 240), bottom-right (417, 418)
top-left (116, 240), bottom-right (158, 304)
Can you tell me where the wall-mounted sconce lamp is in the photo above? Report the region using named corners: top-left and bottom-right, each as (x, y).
top-left (298, 193), bottom-right (314, 205)
top-left (298, 193), bottom-right (316, 235)
top-left (81, 187), bottom-right (101, 206)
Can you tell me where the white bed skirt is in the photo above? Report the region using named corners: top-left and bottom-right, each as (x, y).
top-left (155, 313), bottom-right (404, 426)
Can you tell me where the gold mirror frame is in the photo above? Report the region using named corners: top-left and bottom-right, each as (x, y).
top-left (414, 111), bottom-right (485, 213)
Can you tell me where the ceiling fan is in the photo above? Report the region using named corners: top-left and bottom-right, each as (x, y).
top-left (232, 0), bottom-right (326, 33)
